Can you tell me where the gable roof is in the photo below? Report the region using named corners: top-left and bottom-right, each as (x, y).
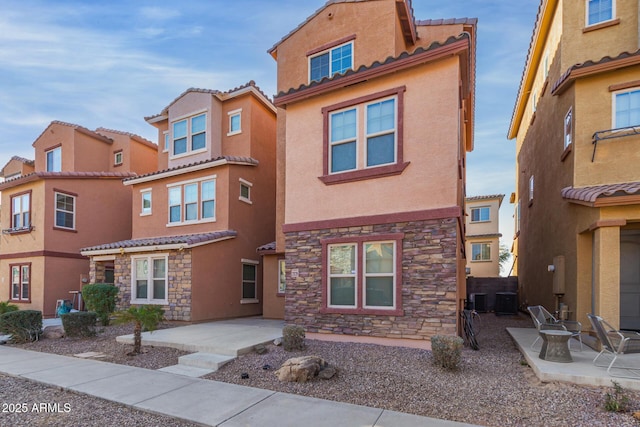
top-left (32, 120), bottom-right (113, 148)
top-left (95, 127), bottom-right (158, 151)
top-left (268, 0), bottom-right (417, 57)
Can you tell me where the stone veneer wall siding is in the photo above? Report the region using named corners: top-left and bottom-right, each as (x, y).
top-left (284, 218), bottom-right (459, 340)
top-left (103, 250), bottom-right (193, 321)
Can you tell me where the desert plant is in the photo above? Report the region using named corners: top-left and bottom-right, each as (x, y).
top-left (112, 305), bottom-right (164, 355)
top-left (604, 381), bottom-right (630, 412)
top-left (0, 301), bottom-right (19, 315)
top-left (431, 334), bottom-right (464, 370)
top-left (81, 283), bottom-right (118, 326)
top-left (0, 310), bottom-right (42, 343)
top-left (282, 324), bottom-right (306, 351)
top-left (61, 311), bottom-right (97, 337)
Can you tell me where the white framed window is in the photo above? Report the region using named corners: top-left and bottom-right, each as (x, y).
top-left (328, 243), bottom-right (357, 308)
top-left (529, 175), bottom-right (535, 203)
top-left (55, 191), bottom-right (75, 230)
top-left (172, 112), bottom-right (206, 157)
top-left (163, 131), bottom-right (169, 152)
top-left (239, 178), bottom-right (252, 204)
top-left (470, 206), bottom-right (490, 223)
top-left (543, 52), bottom-right (550, 80)
top-left (114, 151), bottom-right (123, 166)
top-left (532, 90), bottom-right (537, 113)
top-left (167, 176), bottom-right (216, 225)
top-left (11, 192), bottom-right (30, 229)
top-left (515, 200), bottom-right (521, 234)
top-left (10, 264), bottom-right (30, 302)
top-left (309, 40), bottom-right (353, 83)
top-left (471, 243), bottom-right (491, 261)
top-left (141, 189), bottom-right (152, 215)
top-left (613, 88), bottom-right (640, 129)
top-left (564, 108), bottom-right (573, 148)
top-left (363, 241), bottom-right (396, 309)
top-left (241, 259), bottom-right (259, 303)
top-left (586, 0), bottom-right (614, 26)
top-left (46, 146), bottom-right (61, 172)
top-left (228, 109), bottom-right (242, 136)
top-left (278, 259), bottom-right (286, 294)
top-left (131, 255), bottom-right (168, 304)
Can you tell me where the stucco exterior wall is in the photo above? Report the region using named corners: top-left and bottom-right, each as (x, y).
top-left (262, 254), bottom-right (285, 319)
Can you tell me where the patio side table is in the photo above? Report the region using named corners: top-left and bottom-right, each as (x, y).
top-left (538, 330), bottom-right (573, 362)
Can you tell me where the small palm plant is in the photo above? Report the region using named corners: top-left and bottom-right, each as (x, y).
top-left (112, 305), bottom-right (164, 355)
top-left (0, 301), bottom-right (19, 315)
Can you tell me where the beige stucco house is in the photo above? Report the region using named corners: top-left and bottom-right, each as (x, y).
top-left (0, 121), bottom-right (158, 317)
top-left (508, 0), bottom-right (640, 329)
top-left (81, 82), bottom-right (277, 322)
top-left (260, 0), bottom-right (477, 342)
top-left (465, 194), bottom-right (504, 277)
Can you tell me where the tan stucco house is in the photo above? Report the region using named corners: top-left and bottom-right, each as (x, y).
top-left (465, 194), bottom-right (504, 277)
top-left (81, 82), bottom-right (277, 322)
top-left (0, 121), bottom-right (158, 317)
top-left (260, 0), bottom-right (477, 342)
top-left (508, 0), bottom-right (640, 329)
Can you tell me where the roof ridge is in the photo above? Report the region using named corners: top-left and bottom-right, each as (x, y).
top-left (95, 127), bottom-right (158, 149)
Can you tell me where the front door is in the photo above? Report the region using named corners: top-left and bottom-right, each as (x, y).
top-left (620, 229), bottom-right (640, 330)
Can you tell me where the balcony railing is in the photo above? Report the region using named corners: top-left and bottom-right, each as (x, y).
top-left (592, 125), bottom-right (640, 161)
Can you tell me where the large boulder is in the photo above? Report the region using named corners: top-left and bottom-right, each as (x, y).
top-left (275, 356), bottom-right (336, 382)
top-left (42, 325), bottom-right (65, 340)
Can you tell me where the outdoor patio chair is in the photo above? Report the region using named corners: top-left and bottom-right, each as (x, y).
top-left (527, 305), bottom-right (583, 351)
top-left (587, 314), bottom-right (640, 378)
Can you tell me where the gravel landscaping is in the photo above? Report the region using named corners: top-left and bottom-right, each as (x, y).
top-left (3, 314), bottom-right (640, 426)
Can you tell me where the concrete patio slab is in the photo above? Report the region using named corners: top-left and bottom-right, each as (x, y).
top-left (136, 379), bottom-right (274, 425)
top-left (157, 364), bottom-right (215, 377)
top-left (178, 352), bottom-right (235, 370)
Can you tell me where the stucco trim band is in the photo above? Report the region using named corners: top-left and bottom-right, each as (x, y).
top-left (588, 219), bottom-right (627, 232)
top-left (0, 250), bottom-right (87, 260)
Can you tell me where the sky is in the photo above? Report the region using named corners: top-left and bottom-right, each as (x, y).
top-left (0, 0), bottom-right (541, 272)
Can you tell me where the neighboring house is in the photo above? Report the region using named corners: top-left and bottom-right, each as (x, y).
top-left (465, 194), bottom-right (504, 277)
top-left (0, 121), bottom-right (157, 317)
top-left (508, 0), bottom-right (640, 329)
top-left (81, 82), bottom-right (277, 322)
top-left (260, 0), bottom-right (476, 342)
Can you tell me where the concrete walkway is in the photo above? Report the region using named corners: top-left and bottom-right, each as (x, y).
top-left (508, 327), bottom-right (640, 391)
top-left (0, 346), bottom-right (478, 427)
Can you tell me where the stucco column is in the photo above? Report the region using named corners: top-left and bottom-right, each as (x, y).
top-left (593, 225), bottom-right (621, 328)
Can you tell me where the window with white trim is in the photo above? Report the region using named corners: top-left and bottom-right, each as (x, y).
top-left (614, 88), bottom-right (640, 128)
top-left (564, 108), bottom-right (573, 148)
top-left (172, 112), bottom-right (206, 156)
top-left (11, 192), bottom-right (30, 229)
top-left (141, 190), bottom-right (152, 215)
top-left (55, 192), bottom-right (75, 229)
top-left (278, 259), bottom-right (286, 294)
top-left (239, 178), bottom-right (252, 204)
top-left (10, 264), bottom-right (30, 301)
top-left (543, 52), bottom-right (549, 80)
top-left (241, 260), bottom-right (258, 302)
top-left (529, 175), bottom-right (535, 203)
top-left (163, 131), bottom-right (169, 152)
top-left (167, 177), bottom-right (216, 225)
top-left (587, 0), bottom-right (614, 26)
top-left (309, 41), bottom-right (353, 83)
top-left (114, 151), bottom-right (123, 166)
top-left (131, 255), bottom-right (167, 304)
top-left (515, 200), bottom-right (521, 234)
top-left (471, 243), bottom-right (491, 261)
top-left (228, 109), bottom-right (242, 136)
top-left (46, 147), bottom-right (61, 172)
top-left (470, 207), bottom-right (490, 223)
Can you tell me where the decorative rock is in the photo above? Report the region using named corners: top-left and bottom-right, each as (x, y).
top-left (275, 356), bottom-right (330, 383)
top-left (273, 337), bottom-right (282, 346)
top-left (43, 326), bottom-right (65, 340)
top-left (254, 344), bottom-right (267, 354)
top-left (317, 366), bottom-right (337, 379)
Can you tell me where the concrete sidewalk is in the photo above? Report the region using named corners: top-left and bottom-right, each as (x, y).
top-left (0, 346), bottom-right (478, 427)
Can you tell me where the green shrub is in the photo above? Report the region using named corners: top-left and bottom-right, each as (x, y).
top-left (81, 283), bottom-right (118, 326)
top-left (0, 301), bottom-right (19, 315)
top-left (604, 381), bottom-right (629, 412)
top-left (61, 311), bottom-right (97, 337)
top-left (282, 324), bottom-right (306, 351)
top-left (431, 335), bottom-right (464, 370)
top-left (0, 310), bottom-right (42, 343)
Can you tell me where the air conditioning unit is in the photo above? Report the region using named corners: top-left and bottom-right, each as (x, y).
top-left (470, 293), bottom-right (487, 313)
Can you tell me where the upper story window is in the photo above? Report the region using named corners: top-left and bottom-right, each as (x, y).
top-left (543, 52), bottom-right (550, 80)
top-left (46, 146), bottom-right (61, 172)
top-left (529, 175), bottom-right (535, 203)
top-left (172, 113), bottom-right (206, 157)
top-left (141, 189), bottom-right (152, 216)
top-left (587, 0), bottom-right (614, 26)
top-left (239, 178), bottom-right (252, 204)
top-left (168, 177), bottom-right (216, 225)
top-left (515, 200), bottom-right (521, 235)
top-left (614, 88), bottom-right (640, 128)
top-left (321, 87), bottom-right (408, 184)
top-left (564, 108), bottom-right (573, 148)
top-left (163, 131), bottom-right (169, 152)
top-left (114, 151), bottom-right (123, 166)
top-left (471, 243), bottom-right (491, 261)
top-left (55, 191), bottom-right (76, 230)
top-left (11, 192), bottom-right (30, 230)
top-left (309, 40), bottom-right (353, 83)
top-left (470, 207), bottom-right (490, 223)
top-left (228, 109), bottom-right (242, 136)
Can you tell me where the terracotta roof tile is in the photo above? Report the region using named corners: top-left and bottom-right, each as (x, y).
top-left (466, 194), bottom-right (505, 202)
top-left (81, 230), bottom-right (238, 252)
top-left (95, 127), bottom-right (158, 150)
top-left (8, 155), bottom-right (34, 165)
top-left (561, 182), bottom-right (640, 203)
top-left (32, 120), bottom-right (113, 146)
top-left (0, 171), bottom-right (137, 191)
top-left (416, 18), bottom-right (478, 26)
top-left (257, 241), bottom-right (276, 253)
